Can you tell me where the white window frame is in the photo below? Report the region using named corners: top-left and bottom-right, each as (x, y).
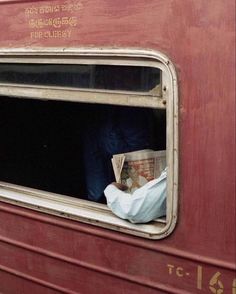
top-left (0, 48), bottom-right (178, 239)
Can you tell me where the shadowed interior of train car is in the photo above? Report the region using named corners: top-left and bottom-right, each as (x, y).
top-left (0, 63), bottom-right (166, 201)
top-left (0, 97), bottom-right (166, 201)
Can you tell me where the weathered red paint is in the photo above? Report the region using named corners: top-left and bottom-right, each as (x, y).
top-left (0, 0), bottom-right (235, 293)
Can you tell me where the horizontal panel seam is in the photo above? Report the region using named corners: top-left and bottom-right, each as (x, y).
top-left (1, 202), bottom-right (235, 271)
top-left (0, 263), bottom-right (194, 294)
top-left (0, 236), bottom-right (191, 293)
top-left (0, 264), bottom-right (79, 294)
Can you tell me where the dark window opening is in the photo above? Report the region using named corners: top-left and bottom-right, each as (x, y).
top-left (0, 97), bottom-right (166, 201)
top-left (0, 64), bottom-right (161, 93)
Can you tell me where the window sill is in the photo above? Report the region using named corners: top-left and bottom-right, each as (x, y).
top-left (0, 181), bottom-right (168, 239)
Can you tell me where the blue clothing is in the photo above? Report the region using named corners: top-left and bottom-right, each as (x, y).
top-left (83, 106), bottom-right (153, 202)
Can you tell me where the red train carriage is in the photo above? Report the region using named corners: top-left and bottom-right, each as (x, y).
top-left (0, 0), bottom-right (235, 293)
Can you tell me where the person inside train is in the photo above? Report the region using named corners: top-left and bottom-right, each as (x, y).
top-left (104, 167), bottom-right (167, 224)
top-left (83, 105), bottom-right (154, 203)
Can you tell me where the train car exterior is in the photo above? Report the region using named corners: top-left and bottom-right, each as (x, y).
top-left (0, 0), bottom-right (235, 293)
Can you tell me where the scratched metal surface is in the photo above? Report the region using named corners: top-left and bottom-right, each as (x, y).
top-left (0, 0), bottom-right (235, 293)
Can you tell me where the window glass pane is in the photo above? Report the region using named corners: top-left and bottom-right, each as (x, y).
top-left (0, 63), bottom-right (161, 92)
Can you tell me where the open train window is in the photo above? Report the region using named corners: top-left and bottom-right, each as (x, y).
top-left (0, 49), bottom-right (178, 239)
